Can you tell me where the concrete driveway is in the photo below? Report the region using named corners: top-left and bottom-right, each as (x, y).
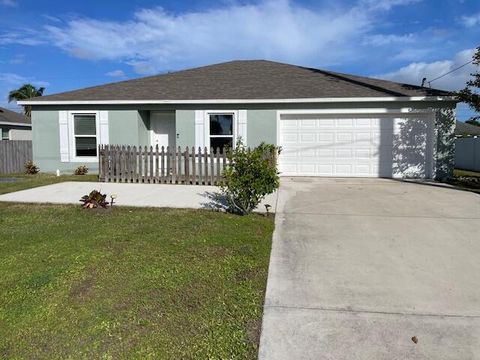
top-left (259, 178), bottom-right (480, 360)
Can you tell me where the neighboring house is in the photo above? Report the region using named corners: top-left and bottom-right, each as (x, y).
top-left (0, 107), bottom-right (32, 141)
top-left (454, 121), bottom-right (480, 172)
top-left (455, 120), bottom-right (480, 137)
top-left (19, 60), bottom-right (457, 179)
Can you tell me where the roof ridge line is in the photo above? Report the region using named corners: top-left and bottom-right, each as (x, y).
top-left (304, 67), bottom-right (408, 97)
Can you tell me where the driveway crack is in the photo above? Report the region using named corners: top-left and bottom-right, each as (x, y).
top-left (265, 304), bottom-right (480, 319)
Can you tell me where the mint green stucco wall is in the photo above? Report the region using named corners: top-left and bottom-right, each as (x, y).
top-left (31, 109), bottom-right (81, 173)
top-left (246, 110), bottom-right (277, 147)
top-left (109, 110), bottom-right (142, 145)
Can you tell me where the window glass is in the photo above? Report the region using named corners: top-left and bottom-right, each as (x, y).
top-left (210, 114), bottom-right (233, 135)
top-left (74, 114), bottom-right (97, 157)
top-left (2, 129), bottom-right (9, 140)
top-left (74, 115), bottom-right (96, 135)
top-left (75, 137), bottom-right (97, 157)
top-left (208, 113), bottom-right (234, 153)
top-left (210, 137), bottom-right (233, 152)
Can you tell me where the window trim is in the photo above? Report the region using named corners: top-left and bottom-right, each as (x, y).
top-left (204, 110), bottom-right (237, 152)
top-left (68, 110), bottom-right (100, 162)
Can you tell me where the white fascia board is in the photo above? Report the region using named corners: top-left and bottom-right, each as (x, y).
top-left (0, 121), bottom-right (31, 127)
top-left (277, 108), bottom-right (431, 115)
top-left (18, 96), bottom-right (457, 106)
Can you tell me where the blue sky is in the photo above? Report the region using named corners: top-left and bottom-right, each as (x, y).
top-left (0, 0), bottom-right (479, 120)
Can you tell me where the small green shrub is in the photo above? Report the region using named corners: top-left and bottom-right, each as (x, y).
top-left (221, 140), bottom-right (281, 215)
top-left (74, 165), bottom-right (89, 175)
top-left (80, 190), bottom-right (109, 209)
top-left (24, 161), bottom-right (39, 175)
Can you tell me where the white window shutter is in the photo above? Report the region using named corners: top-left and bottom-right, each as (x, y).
top-left (195, 110), bottom-right (205, 149)
top-left (238, 110), bottom-right (247, 145)
top-left (58, 111), bottom-right (69, 162)
top-left (99, 111), bottom-right (109, 145)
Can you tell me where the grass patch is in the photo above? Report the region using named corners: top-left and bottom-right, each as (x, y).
top-left (0, 203), bottom-right (273, 359)
top-left (454, 169), bottom-right (480, 178)
top-left (448, 169), bottom-right (480, 193)
top-left (0, 173), bottom-right (97, 195)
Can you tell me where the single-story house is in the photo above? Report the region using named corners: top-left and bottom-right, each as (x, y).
top-left (0, 107), bottom-right (32, 140)
top-left (455, 120), bottom-right (480, 138)
top-left (19, 60), bottom-right (457, 179)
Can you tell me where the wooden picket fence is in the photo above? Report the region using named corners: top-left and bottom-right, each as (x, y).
top-left (0, 140), bottom-right (32, 174)
top-left (99, 145), bottom-right (228, 185)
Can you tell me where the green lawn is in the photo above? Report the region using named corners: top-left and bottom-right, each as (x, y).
top-left (449, 169), bottom-right (480, 192)
top-left (0, 204), bottom-right (273, 359)
top-left (454, 169), bottom-right (480, 178)
top-left (0, 173), bottom-right (98, 195)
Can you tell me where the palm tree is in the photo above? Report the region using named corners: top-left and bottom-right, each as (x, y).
top-left (8, 84), bottom-right (45, 118)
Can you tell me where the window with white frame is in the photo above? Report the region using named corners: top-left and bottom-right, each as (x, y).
top-left (73, 113), bottom-right (97, 157)
top-left (208, 113), bottom-right (234, 153)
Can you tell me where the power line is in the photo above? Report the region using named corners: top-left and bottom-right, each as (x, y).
top-left (427, 59), bottom-right (474, 86)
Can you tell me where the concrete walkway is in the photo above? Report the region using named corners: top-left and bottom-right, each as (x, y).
top-left (259, 177), bottom-right (480, 360)
top-left (0, 181), bottom-right (277, 212)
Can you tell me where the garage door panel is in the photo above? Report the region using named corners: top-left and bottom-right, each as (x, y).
top-left (317, 164), bottom-right (334, 175)
top-left (318, 119), bottom-right (335, 127)
top-left (335, 164), bottom-right (353, 174)
top-left (318, 133), bottom-right (334, 142)
top-left (355, 148), bottom-right (373, 158)
top-left (300, 148), bottom-right (316, 157)
top-left (299, 119), bottom-right (316, 128)
top-left (355, 164), bottom-right (372, 175)
top-left (336, 132), bottom-right (353, 143)
top-left (300, 133), bottom-right (316, 143)
top-left (336, 118), bottom-right (354, 127)
top-left (336, 149), bottom-right (353, 158)
top-left (281, 133), bottom-right (298, 143)
top-left (355, 132), bottom-right (372, 142)
top-left (318, 149), bottom-right (335, 157)
top-left (278, 114), bottom-right (434, 178)
top-left (298, 164), bottom-right (316, 174)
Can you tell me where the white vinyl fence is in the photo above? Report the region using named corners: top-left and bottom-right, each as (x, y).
top-left (455, 137), bottom-right (480, 172)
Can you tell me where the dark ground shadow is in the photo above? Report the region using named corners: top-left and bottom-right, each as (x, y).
top-left (199, 191), bottom-right (229, 211)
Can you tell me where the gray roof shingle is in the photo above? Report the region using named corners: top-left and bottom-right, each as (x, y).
top-left (456, 120), bottom-right (480, 136)
top-left (0, 107), bottom-right (30, 124)
top-left (29, 60), bottom-right (452, 103)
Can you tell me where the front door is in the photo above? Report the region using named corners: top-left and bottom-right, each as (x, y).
top-left (150, 111), bottom-right (175, 149)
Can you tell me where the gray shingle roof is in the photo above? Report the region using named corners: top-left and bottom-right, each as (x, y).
top-left (456, 120), bottom-right (480, 136)
top-left (30, 60), bottom-right (452, 103)
top-left (0, 107), bottom-right (30, 124)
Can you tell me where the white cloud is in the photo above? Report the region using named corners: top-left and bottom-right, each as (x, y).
top-left (105, 69), bottom-right (126, 77)
top-left (362, 33), bottom-right (415, 46)
top-left (0, 32), bottom-right (45, 46)
top-left (0, 0), bottom-right (17, 7)
top-left (359, 0), bottom-right (420, 11)
top-left (9, 54), bottom-right (25, 64)
top-left (41, 0), bottom-right (416, 75)
top-left (460, 12), bottom-right (480, 27)
top-left (376, 48), bottom-right (476, 90)
top-left (0, 73), bottom-right (30, 84)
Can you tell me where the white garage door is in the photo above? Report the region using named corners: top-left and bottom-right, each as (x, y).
top-left (278, 113), bottom-right (435, 178)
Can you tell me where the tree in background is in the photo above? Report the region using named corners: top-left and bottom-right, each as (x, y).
top-left (457, 47), bottom-right (480, 126)
top-left (8, 84), bottom-right (45, 118)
